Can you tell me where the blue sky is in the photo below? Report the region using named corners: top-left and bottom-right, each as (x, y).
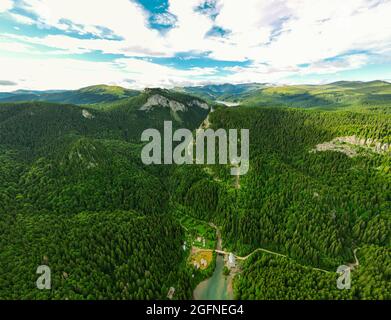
top-left (0, 0), bottom-right (391, 91)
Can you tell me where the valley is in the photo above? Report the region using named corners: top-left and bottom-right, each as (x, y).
top-left (0, 81), bottom-right (390, 300)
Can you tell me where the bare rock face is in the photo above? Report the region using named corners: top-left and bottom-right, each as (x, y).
top-left (140, 94), bottom-right (209, 112)
top-left (140, 95), bottom-right (186, 112)
top-left (190, 100), bottom-right (209, 110)
top-left (311, 135), bottom-right (390, 157)
top-left (334, 136), bottom-right (390, 153)
top-left (82, 109), bottom-right (94, 119)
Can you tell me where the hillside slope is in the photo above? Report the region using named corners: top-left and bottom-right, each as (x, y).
top-left (0, 85), bottom-right (140, 105)
top-left (239, 81), bottom-right (391, 111)
top-left (181, 83), bottom-right (267, 102)
top-left (171, 105), bottom-right (390, 299)
top-left (0, 89), bottom-right (211, 299)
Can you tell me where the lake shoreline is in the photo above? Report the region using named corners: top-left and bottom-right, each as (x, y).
top-left (193, 227), bottom-right (234, 300)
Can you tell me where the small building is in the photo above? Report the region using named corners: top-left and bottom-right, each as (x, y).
top-left (200, 258), bottom-right (208, 268)
top-left (193, 262), bottom-right (200, 270)
top-left (228, 253), bottom-right (236, 268)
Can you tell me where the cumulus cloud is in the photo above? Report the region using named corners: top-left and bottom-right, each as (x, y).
top-left (1, 0), bottom-right (391, 88)
top-left (220, 53), bottom-right (370, 84)
top-left (6, 0), bottom-right (391, 61)
top-left (253, 0), bottom-right (391, 68)
top-left (15, 0), bottom-right (170, 55)
top-left (4, 0), bottom-right (391, 61)
top-left (151, 12), bottom-right (177, 26)
top-left (0, 0), bottom-right (12, 12)
top-left (0, 54), bottom-right (219, 91)
top-left (206, 0), bottom-right (391, 67)
top-left (301, 54), bottom-right (369, 75)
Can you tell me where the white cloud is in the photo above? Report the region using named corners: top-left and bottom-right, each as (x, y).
top-left (151, 12), bottom-right (177, 26)
top-left (9, 13), bottom-right (35, 25)
top-left (220, 53), bottom-right (370, 84)
top-left (301, 54), bottom-right (369, 75)
top-left (164, 0), bottom-right (215, 52)
top-left (255, 0), bottom-right (391, 67)
top-left (0, 36), bottom-right (35, 53)
top-left (0, 54), bottom-right (219, 91)
top-left (0, 0), bottom-right (12, 12)
top-left (17, 0), bottom-right (169, 54)
top-left (221, 63), bottom-right (298, 84)
top-left (0, 56), bottom-right (122, 91)
top-left (114, 57), bottom-right (218, 88)
top-left (1, 0), bottom-right (391, 88)
top-left (202, 0), bottom-right (391, 67)
top-left (7, 0), bottom-right (391, 63)
top-left (215, 0), bottom-right (288, 47)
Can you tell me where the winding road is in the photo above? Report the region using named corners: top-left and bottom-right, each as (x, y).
top-left (184, 218), bottom-right (359, 275)
top-left (212, 225), bottom-right (358, 274)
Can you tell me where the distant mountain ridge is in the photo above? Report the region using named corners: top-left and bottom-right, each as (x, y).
top-left (1, 81), bottom-right (390, 112)
top-left (0, 85), bottom-right (139, 105)
top-left (0, 86), bottom-right (210, 154)
top-left (237, 80), bottom-right (391, 111)
top-left (179, 82), bottom-right (268, 101)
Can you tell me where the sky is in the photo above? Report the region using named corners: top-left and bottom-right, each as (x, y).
top-left (0, 0), bottom-right (391, 91)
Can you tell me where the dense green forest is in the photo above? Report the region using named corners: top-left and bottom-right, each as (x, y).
top-left (234, 245), bottom-right (390, 300)
top-left (185, 80), bottom-right (391, 113)
top-left (171, 104), bottom-right (390, 299)
top-left (0, 89), bottom-right (210, 299)
top-left (0, 82), bottom-right (390, 300)
top-left (1, 211), bottom-right (193, 300)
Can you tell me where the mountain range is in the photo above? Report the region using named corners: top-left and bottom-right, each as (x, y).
top-left (1, 81), bottom-right (390, 112)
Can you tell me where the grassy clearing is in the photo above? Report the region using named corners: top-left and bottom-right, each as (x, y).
top-left (173, 205), bottom-right (216, 250)
top-left (190, 249), bottom-right (214, 270)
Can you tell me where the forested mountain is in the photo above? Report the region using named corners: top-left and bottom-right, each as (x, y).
top-left (236, 81), bottom-right (391, 111)
top-left (180, 80), bottom-right (391, 112)
top-left (0, 89), bottom-right (210, 299)
top-left (0, 85), bottom-right (139, 105)
top-left (2, 80), bottom-right (389, 109)
top-left (180, 83), bottom-right (267, 102)
top-left (0, 82), bottom-right (389, 300)
top-left (171, 105), bottom-right (390, 299)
